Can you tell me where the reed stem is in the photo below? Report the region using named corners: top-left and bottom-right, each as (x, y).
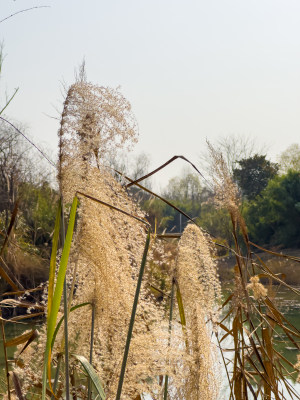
top-left (163, 278), bottom-right (175, 400)
top-left (0, 310), bottom-right (10, 400)
top-left (88, 303), bottom-right (95, 400)
top-left (51, 354), bottom-right (62, 399)
top-left (115, 229), bottom-right (151, 400)
top-left (60, 198), bottom-right (70, 400)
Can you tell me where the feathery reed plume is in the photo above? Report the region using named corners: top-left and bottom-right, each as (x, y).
top-left (246, 275), bottom-right (267, 300)
top-left (173, 224), bottom-right (221, 400)
top-left (206, 140), bottom-right (240, 220)
top-left (56, 79), bottom-right (173, 398)
top-left (63, 167), bottom-right (190, 398)
top-left (207, 141), bottom-right (300, 399)
top-left (15, 78), bottom-right (199, 399)
top-left (58, 76), bottom-right (138, 198)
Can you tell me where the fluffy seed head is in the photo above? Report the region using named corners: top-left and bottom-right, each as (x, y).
top-left (173, 224), bottom-right (221, 399)
top-left (246, 275), bottom-right (267, 300)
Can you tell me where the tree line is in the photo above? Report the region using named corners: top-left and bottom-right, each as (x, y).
top-left (135, 142), bottom-right (300, 249)
top-left (1, 124), bottom-right (300, 290)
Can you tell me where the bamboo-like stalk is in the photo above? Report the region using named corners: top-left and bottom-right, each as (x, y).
top-left (42, 196), bottom-right (78, 400)
top-left (163, 278), bottom-right (175, 400)
top-left (51, 354), bottom-right (62, 399)
top-left (88, 303), bottom-right (96, 400)
top-left (115, 229), bottom-right (151, 400)
top-left (48, 201), bottom-right (62, 323)
top-left (50, 201), bottom-right (63, 400)
top-left (175, 281), bottom-right (189, 351)
top-left (0, 309), bottom-right (10, 400)
top-left (60, 198), bottom-right (70, 400)
top-left (51, 303), bottom-right (92, 399)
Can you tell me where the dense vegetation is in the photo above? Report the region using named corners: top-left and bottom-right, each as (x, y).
top-left (0, 123), bottom-right (58, 291)
top-left (1, 127), bottom-right (300, 285)
top-left (0, 73), bottom-right (299, 399)
top-left (135, 153), bottom-right (300, 250)
top-left (1, 13), bottom-right (300, 399)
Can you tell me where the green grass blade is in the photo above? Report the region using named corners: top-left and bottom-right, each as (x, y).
top-left (164, 278), bottom-right (175, 400)
top-left (42, 196), bottom-right (78, 400)
top-left (116, 229), bottom-right (151, 400)
top-left (175, 281), bottom-right (189, 351)
top-left (88, 303), bottom-right (96, 400)
top-left (51, 302), bottom-right (91, 399)
top-left (49, 195), bottom-right (77, 341)
top-left (51, 302), bottom-right (91, 350)
top-left (48, 201), bottom-right (62, 322)
top-left (61, 199), bottom-right (71, 400)
top-left (72, 354), bottom-right (106, 400)
top-left (175, 282), bottom-right (186, 327)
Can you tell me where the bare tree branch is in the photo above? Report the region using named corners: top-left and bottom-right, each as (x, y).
top-left (0, 116), bottom-right (55, 168)
top-left (0, 88), bottom-right (19, 115)
top-left (0, 6), bottom-right (50, 24)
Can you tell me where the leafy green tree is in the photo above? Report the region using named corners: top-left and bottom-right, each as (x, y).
top-left (163, 170), bottom-right (203, 203)
top-left (19, 181), bottom-right (58, 249)
top-left (233, 154), bottom-right (278, 200)
top-left (161, 171), bottom-right (204, 232)
top-left (141, 171), bottom-right (208, 233)
top-left (278, 143), bottom-right (300, 174)
top-left (198, 203), bottom-right (234, 247)
top-left (244, 171), bottom-right (300, 247)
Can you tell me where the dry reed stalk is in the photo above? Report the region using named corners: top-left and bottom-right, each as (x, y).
top-left (163, 277), bottom-right (175, 400)
top-left (173, 224), bottom-right (221, 400)
top-left (0, 309), bottom-right (10, 400)
top-left (10, 77), bottom-right (226, 399)
top-left (12, 79), bottom-right (185, 398)
top-left (62, 166), bottom-right (178, 398)
top-left (206, 141), bottom-right (300, 400)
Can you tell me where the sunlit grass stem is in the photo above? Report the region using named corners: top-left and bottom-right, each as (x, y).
top-left (115, 229), bottom-right (151, 400)
top-left (88, 303), bottom-right (96, 400)
top-left (61, 197), bottom-right (70, 400)
top-left (0, 310), bottom-right (10, 400)
top-left (42, 196), bottom-right (78, 400)
top-left (164, 278), bottom-right (175, 400)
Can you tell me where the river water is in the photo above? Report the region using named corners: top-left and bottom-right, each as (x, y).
top-left (0, 320), bottom-right (38, 393)
top-left (0, 286), bottom-right (299, 398)
top-left (218, 285), bottom-right (300, 399)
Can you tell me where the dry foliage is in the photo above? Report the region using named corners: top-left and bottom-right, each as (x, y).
top-left (0, 80), bottom-right (299, 400)
top-left (4, 79), bottom-right (221, 399)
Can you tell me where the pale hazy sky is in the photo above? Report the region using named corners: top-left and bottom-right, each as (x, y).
top-left (1, 0), bottom-right (300, 187)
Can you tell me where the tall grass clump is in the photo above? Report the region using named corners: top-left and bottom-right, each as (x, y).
top-left (4, 72), bottom-right (299, 400)
top-left (207, 141), bottom-right (300, 400)
top-left (7, 75), bottom-right (221, 399)
top-left (173, 224), bottom-right (221, 400)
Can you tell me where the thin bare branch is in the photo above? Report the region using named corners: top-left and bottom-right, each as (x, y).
top-left (0, 6), bottom-right (50, 24)
top-left (0, 116), bottom-right (56, 168)
top-left (126, 155), bottom-right (208, 188)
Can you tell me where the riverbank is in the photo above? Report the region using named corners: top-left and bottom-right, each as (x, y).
top-left (217, 248), bottom-right (300, 285)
